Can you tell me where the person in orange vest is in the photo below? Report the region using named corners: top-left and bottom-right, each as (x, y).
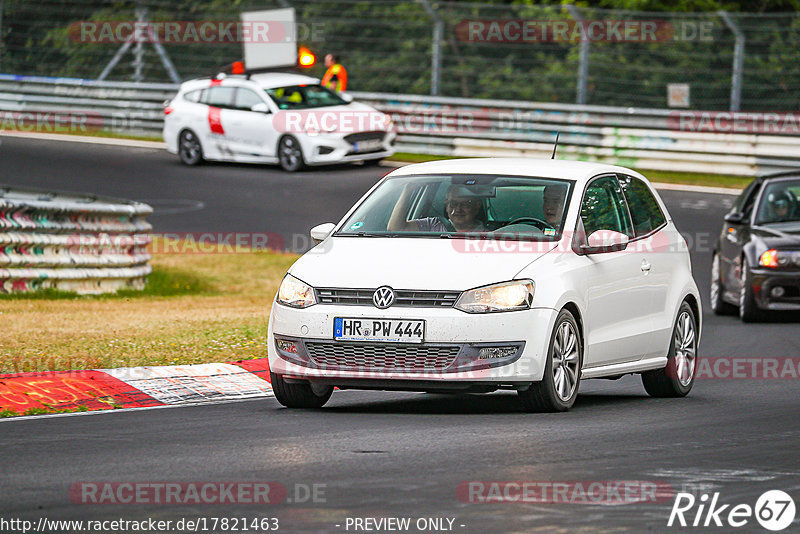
top-left (321, 54), bottom-right (347, 92)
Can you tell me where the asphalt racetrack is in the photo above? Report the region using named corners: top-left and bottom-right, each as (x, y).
top-left (1, 136), bottom-right (799, 532)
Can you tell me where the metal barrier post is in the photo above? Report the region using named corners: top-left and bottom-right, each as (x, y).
top-left (133, 7), bottom-right (146, 83)
top-left (719, 11), bottom-right (745, 112)
top-left (0, 0), bottom-right (5, 73)
top-left (566, 5), bottom-right (589, 106)
top-left (418, 0), bottom-right (443, 96)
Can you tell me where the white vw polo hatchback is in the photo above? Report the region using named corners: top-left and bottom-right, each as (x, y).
top-left (268, 158), bottom-right (701, 412)
top-left (164, 72), bottom-right (395, 171)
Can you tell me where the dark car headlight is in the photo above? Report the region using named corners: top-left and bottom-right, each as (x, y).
top-left (759, 249), bottom-right (800, 268)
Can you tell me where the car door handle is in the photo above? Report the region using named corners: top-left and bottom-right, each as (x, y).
top-left (641, 260), bottom-right (651, 272)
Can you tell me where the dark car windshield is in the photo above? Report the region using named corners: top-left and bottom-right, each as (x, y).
top-left (335, 174), bottom-right (573, 240)
top-left (264, 84), bottom-right (346, 110)
top-left (755, 179), bottom-right (800, 226)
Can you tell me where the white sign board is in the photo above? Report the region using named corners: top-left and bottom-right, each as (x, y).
top-left (241, 8), bottom-right (297, 71)
top-left (668, 83), bottom-right (690, 108)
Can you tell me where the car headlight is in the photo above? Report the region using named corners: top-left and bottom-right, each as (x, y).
top-left (759, 249), bottom-right (799, 268)
top-left (455, 280), bottom-right (535, 313)
top-left (277, 274), bottom-right (317, 308)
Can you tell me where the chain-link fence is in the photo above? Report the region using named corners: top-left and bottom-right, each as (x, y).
top-left (1, 0), bottom-right (798, 111)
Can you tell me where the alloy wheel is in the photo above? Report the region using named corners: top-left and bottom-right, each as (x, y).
top-left (673, 310), bottom-right (697, 386)
top-left (552, 320), bottom-right (580, 401)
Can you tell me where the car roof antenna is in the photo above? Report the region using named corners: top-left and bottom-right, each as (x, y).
top-left (551, 131), bottom-right (560, 159)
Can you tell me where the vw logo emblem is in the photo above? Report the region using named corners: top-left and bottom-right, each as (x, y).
top-left (372, 286), bottom-right (395, 309)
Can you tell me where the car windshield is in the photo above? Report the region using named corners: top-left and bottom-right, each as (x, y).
top-left (755, 179), bottom-right (800, 227)
top-left (264, 84), bottom-right (346, 110)
top-left (336, 174), bottom-right (573, 240)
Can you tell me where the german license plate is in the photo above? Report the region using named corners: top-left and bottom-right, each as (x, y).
top-left (334, 318), bottom-right (425, 343)
top-left (353, 139), bottom-right (382, 153)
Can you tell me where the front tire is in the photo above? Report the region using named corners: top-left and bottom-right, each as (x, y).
top-left (178, 130), bottom-right (204, 165)
top-left (739, 262), bottom-right (763, 322)
top-left (642, 302), bottom-right (697, 397)
top-left (270, 372), bottom-right (332, 408)
top-left (518, 309), bottom-right (582, 412)
top-left (710, 253), bottom-right (736, 315)
top-left (278, 135), bottom-right (305, 172)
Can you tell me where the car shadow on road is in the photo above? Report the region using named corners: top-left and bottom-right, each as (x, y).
top-left (712, 310), bottom-right (800, 324)
top-left (311, 391), bottom-right (654, 415)
top-left (174, 160), bottom-right (378, 175)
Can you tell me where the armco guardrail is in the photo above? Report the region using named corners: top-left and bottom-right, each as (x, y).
top-left (351, 92), bottom-right (800, 177)
top-left (0, 74), bottom-right (175, 137)
top-left (0, 185), bottom-right (153, 294)
top-left (1, 74), bottom-right (799, 176)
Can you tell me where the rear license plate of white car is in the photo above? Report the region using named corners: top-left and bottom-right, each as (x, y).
top-left (353, 139), bottom-right (382, 153)
top-left (334, 318), bottom-right (425, 343)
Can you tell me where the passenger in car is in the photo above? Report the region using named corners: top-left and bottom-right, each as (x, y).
top-left (543, 183), bottom-right (568, 227)
top-left (388, 184), bottom-right (487, 233)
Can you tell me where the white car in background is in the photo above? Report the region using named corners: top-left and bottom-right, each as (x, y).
top-left (268, 158), bottom-right (702, 412)
top-left (163, 72), bottom-right (395, 171)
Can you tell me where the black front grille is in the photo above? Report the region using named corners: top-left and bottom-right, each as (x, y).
top-left (343, 131), bottom-right (385, 144)
top-left (306, 341), bottom-right (460, 371)
top-left (316, 288), bottom-right (459, 308)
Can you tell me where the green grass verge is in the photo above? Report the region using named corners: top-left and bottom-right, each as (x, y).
top-left (1, 242), bottom-right (296, 375)
top-left (0, 266), bottom-right (213, 300)
top-left (0, 405), bottom-right (90, 418)
top-left (44, 129), bottom-right (163, 143)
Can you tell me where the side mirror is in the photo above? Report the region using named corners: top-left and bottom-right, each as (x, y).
top-left (339, 92), bottom-right (354, 103)
top-left (251, 102), bottom-right (270, 113)
top-left (724, 211), bottom-right (746, 225)
top-left (310, 222), bottom-right (336, 244)
top-left (581, 230), bottom-right (629, 254)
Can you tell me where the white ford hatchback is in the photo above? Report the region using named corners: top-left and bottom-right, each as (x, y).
top-left (268, 158), bottom-right (701, 412)
top-left (164, 72), bottom-right (395, 171)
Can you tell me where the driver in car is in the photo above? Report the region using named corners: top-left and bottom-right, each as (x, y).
top-left (763, 190), bottom-right (795, 223)
top-left (388, 184), bottom-right (487, 233)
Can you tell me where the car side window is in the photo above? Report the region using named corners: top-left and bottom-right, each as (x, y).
top-left (732, 181), bottom-right (754, 212)
top-left (581, 175), bottom-right (633, 237)
top-left (619, 175), bottom-right (666, 237)
top-left (234, 88), bottom-right (266, 111)
top-left (205, 86), bottom-right (236, 109)
top-left (741, 182), bottom-right (761, 218)
top-left (183, 89), bottom-right (202, 103)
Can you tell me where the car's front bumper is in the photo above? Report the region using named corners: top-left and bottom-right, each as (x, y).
top-left (300, 131), bottom-right (396, 165)
top-left (267, 302), bottom-right (558, 383)
top-left (751, 268), bottom-right (800, 310)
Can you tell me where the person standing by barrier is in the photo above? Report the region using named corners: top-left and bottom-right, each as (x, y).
top-left (321, 54), bottom-right (348, 92)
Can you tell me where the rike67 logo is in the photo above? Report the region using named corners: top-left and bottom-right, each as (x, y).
top-left (668, 490), bottom-right (796, 531)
